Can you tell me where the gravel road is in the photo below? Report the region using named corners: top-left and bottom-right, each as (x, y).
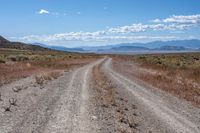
top-left (102, 58), bottom-right (200, 133)
top-left (0, 57), bottom-right (200, 133)
top-left (0, 59), bottom-right (104, 133)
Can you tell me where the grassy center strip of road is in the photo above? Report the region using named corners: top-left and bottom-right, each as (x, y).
top-left (90, 59), bottom-right (140, 133)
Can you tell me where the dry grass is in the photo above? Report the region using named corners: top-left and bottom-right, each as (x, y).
top-left (92, 62), bottom-right (139, 133)
top-left (133, 53), bottom-right (200, 82)
top-left (0, 62), bottom-right (41, 85)
top-left (92, 62), bottom-right (115, 107)
top-left (0, 48), bottom-right (100, 86)
top-left (112, 53), bottom-right (200, 107)
top-left (35, 71), bottom-right (62, 85)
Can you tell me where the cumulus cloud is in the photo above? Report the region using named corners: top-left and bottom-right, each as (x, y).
top-left (38, 9), bottom-right (49, 14)
top-left (12, 23), bottom-right (191, 43)
top-left (151, 19), bottom-right (161, 23)
top-left (152, 14), bottom-right (200, 25)
top-left (162, 14), bottom-right (200, 24)
top-left (13, 14), bottom-right (200, 45)
top-left (109, 14), bottom-right (200, 34)
top-left (14, 32), bottom-right (177, 43)
top-left (107, 23), bottom-right (191, 34)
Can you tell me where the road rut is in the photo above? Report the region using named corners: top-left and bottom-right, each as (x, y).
top-left (0, 59), bottom-right (104, 133)
top-left (1, 57), bottom-right (200, 133)
top-left (102, 58), bottom-right (200, 133)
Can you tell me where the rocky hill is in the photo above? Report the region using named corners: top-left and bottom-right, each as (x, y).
top-left (0, 36), bottom-right (49, 51)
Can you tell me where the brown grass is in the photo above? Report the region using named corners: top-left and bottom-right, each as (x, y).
top-left (0, 48), bottom-right (100, 86)
top-left (35, 71), bottom-right (62, 85)
top-left (112, 53), bottom-right (200, 107)
top-left (92, 62), bottom-right (115, 107)
top-left (92, 62), bottom-right (139, 132)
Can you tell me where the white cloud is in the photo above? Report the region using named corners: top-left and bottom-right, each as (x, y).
top-left (38, 9), bottom-right (49, 14)
top-left (14, 32), bottom-right (177, 43)
top-left (152, 14), bottom-right (200, 25)
top-left (107, 14), bottom-right (200, 34)
top-left (107, 23), bottom-right (193, 34)
top-left (12, 14), bottom-right (200, 45)
top-left (12, 22), bottom-right (192, 43)
top-left (162, 14), bottom-right (200, 24)
top-left (108, 24), bottom-right (147, 33)
top-left (151, 19), bottom-right (161, 23)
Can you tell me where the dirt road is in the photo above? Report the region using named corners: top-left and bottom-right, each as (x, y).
top-left (0, 58), bottom-right (200, 133)
top-left (102, 58), bottom-right (200, 133)
top-left (0, 59), bottom-right (104, 133)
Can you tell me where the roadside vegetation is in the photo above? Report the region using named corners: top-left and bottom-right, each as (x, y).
top-left (0, 48), bottom-right (99, 86)
top-left (112, 52), bottom-right (200, 107)
top-left (91, 62), bottom-right (140, 133)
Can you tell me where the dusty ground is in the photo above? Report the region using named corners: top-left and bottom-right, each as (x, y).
top-left (112, 54), bottom-right (200, 106)
top-left (0, 58), bottom-right (103, 133)
top-left (90, 60), bottom-right (140, 133)
top-left (104, 58), bottom-right (200, 133)
top-left (0, 57), bottom-right (200, 133)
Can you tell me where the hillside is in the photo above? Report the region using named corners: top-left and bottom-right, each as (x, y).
top-left (110, 46), bottom-right (149, 51)
top-left (153, 45), bottom-right (188, 51)
top-left (32, 43), bottom-right (85, 52)
top-left (115, 40), bottom-right (200, 49)
top-left (0, 36), bottom-right (49, 51)
top-left (81, 39), bottom-right (200, 53)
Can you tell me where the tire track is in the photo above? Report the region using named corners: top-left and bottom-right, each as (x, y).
top-left (43, 59), bottom-right (105, 133)
top-left (0, 59), bottom-right (104, 133)
top-left (103, 58), bottom-right (200, 133)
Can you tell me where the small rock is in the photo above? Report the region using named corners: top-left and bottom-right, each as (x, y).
top-left (91, 115), bottom-right (97, 120)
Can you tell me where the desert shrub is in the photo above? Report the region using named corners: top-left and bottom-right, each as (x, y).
top-left (0, 59), bottom-right (5, 63)
top-left (49, 71), bottom-right (61, 79)
top-left (16, 55), bottom-right (29, 61)
top-left (35, 71), bottom-right (61, 85)
top-left (43, 75), bottom-right (53, 80)
top-left (7, 55), bottom-right (17, 61)
top-left (7, 55), bottom-right (29, 62)
top-left (35, 75), bottom-right (45, 85)
top-left (190, 69), bottom-right (200, 82)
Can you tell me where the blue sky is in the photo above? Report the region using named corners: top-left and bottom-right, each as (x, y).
top-left (0, 0), bottom-right (200, 47)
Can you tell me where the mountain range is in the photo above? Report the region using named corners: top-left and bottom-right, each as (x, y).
top-left (32, 43), bottom-right (85, 52)
top-left (77, 40), bottom-right (200, 53)
top-left (1, 35), bottom-right (200, 53)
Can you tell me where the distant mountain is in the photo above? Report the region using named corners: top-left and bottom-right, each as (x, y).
top-left (109, 46), bottom-right (149, 51)
top-left (80, 39), bottom-right (200, 53)
top-left (0, 36), bottom-right (49, 51)
top-left (154, 45), bottom-right (188, 51)
top-left (147, 40), bottom-right (200, 49)
top-left (29, 39), bottom-right (200, 53)
top-left (33, 43), bottom-right (85, 52)
top-left (114, 39), bottom-right (200, 49)
top-left (2, 35), bottom-right (200, 53)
